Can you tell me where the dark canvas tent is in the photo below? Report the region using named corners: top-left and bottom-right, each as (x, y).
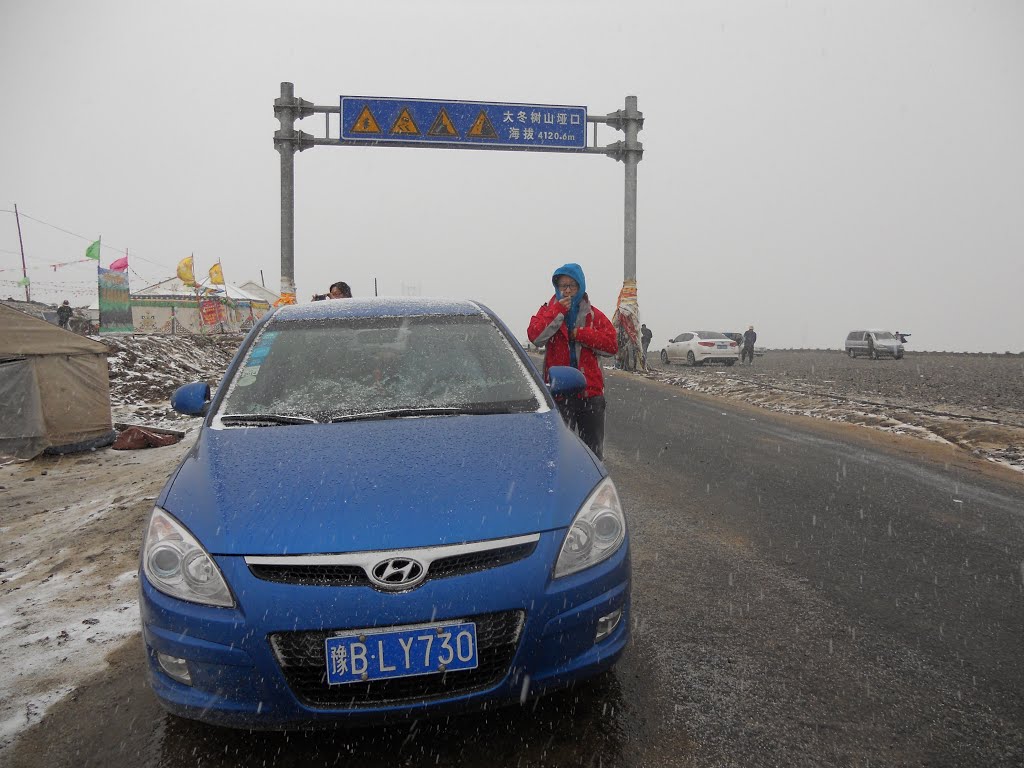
top-left (0, 304), bottom-right (115, 460)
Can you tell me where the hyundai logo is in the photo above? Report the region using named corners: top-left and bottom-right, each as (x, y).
top-left (369, 557), bottom-right (426, 590)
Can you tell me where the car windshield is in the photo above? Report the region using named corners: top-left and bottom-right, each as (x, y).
top-left (217, 313), bottom-right (542, 423)
top-left (696, 331), bottom-right (728, 339)
top-left (874, 331), bottom-right (895, 340)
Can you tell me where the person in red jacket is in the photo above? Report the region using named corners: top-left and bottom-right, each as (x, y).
top-left (528, 263), bottom-right (617, 459)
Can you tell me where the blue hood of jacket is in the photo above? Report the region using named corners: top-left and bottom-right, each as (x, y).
top-left (552, 263), bottom-right (587, 366)
top-left (160, 412), bottom-right (603, 556)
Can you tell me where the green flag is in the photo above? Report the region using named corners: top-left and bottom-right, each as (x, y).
top-left (85, 240), bottom-right (100, 260)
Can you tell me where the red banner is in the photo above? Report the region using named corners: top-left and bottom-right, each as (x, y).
top-left (199, 299), bottom-right (223, 326)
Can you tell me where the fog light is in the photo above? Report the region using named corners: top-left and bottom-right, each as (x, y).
top-left (157, 652), bottom-right (193, 685)
top-left (595, 607), bottom-right (623, 642)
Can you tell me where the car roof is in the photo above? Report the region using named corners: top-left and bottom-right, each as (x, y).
top-left (271, 296), bottom-right (488, 322)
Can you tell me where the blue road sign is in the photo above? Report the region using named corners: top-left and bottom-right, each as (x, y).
top-left (340, 96), bottom-right (587, 150)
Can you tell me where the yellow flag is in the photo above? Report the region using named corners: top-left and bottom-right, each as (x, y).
top-left (177, 256), bottom-right (197, 287)
top-left (209, 262), bottom-right (225, 285)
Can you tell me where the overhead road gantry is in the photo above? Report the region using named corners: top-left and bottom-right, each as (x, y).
top-left (273, 82), bottom-right (646, 370)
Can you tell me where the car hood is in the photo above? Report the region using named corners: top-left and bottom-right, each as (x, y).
top-left (160, 412), bottom-right (603, 556)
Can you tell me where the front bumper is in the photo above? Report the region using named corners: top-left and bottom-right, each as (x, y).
top-left (140, 530), bottom-right (630, 728)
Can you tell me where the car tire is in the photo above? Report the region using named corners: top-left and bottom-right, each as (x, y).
top-left (686, 351), bottom-right (697, 366)
top-left (660, 349), bottom-right (669, 365)
top-left (848, 348), bottom-right (856, 358)
top-left (895, 352), bottom-right (904, 360)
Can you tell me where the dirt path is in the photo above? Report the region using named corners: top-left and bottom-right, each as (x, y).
top-left (0, 434), bottom-right (197, 755)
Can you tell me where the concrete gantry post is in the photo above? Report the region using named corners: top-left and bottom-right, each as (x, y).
top-left (604, 96), bottom-right (645, 370)
top-left (622, 95), bottom-right (643, 285)
top-left (273, 82), bottom-right (314, 304)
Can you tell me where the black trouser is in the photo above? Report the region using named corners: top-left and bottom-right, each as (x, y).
top-left (557, 395), bottom-right (607, 460)
top-left (742, 345), bottom-right (755, 363)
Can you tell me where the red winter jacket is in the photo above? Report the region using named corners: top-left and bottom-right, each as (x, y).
top-left (527, 295), bottom-right (618, 399)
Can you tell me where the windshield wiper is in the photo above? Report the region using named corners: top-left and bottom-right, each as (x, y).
top-left (330, 407), bottom-right (463, 423)
top-left (329, 404), bottom-right (531, 423)
top-left (220, 413), bottom-right (318, 426)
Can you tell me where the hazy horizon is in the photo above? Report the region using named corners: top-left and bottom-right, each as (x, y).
top-left (3, 1), bottom-right (1022, 353)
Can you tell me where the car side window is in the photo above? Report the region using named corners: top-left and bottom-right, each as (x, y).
top-left (680, 333), bottom-right (693, 342)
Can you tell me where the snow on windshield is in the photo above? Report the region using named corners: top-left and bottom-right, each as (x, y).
top-left (219, 314), bottom-right (542, 422)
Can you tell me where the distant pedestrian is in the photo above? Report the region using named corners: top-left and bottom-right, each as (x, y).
top-left (329, 281), bottom-right (352, 299)
top-left (641, 323), bottom-right (653, 359)
top-left (742, 325), bottom-right (757, 364)
top-left (528, 263), bottom-right (617, 460)
top-left (57, 300), bottom-right (73, 329)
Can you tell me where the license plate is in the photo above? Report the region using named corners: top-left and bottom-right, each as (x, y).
top-left (716, 343), bottom-right (728, 349)
top-left (324, 621), bottom-right (478, 685)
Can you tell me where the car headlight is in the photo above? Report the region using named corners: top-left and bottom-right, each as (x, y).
top-left (142, 507), bottom-right (235, 608)
top-left (554, 478), bottom-right (626, 579)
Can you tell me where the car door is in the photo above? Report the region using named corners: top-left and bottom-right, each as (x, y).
top-left (670, 333), bottom-right (692, 362)
top-left (666, 334), bottom-right (682, 362)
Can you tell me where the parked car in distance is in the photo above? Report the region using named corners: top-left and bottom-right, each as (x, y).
top-left (141, 297), bottom-right (630, 729)
top-left (660, 331), bottom-right (739, 366)
top-left (845, 329), bottom-right (905, 359)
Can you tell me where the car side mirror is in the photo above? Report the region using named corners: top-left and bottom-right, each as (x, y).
top-left (171, 381), bottom-right (211, 416)
top-left (547, 366), bottom-right (586, 397)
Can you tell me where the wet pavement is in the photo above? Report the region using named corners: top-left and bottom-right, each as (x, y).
top-left (8, 370), bottom-right (1024, 767)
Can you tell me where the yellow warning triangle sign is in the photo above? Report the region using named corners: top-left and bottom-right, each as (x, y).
top-left (467, 110), bottom-right (498, 139)
top-left (390, 108), bottom-right (420, 135)
top-left (427, 108), bottom-right (459, 138)
top-left (351, 105), bottom-right (381, 134)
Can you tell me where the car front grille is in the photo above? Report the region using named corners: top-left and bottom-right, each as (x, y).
top-left (269, 610), bottom-right (525, 708)
top-left (247, 540), bottom-right (537, 588)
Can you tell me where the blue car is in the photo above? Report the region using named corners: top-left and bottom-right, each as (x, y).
top-left (140, 297), bottom-right (630, 728)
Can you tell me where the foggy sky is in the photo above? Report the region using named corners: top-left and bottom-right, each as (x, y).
top-left (2, 0), bottom-right (1022, 352)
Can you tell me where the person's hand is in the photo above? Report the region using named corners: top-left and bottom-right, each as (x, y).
top-left (558, 295), bottom-right (572, 311)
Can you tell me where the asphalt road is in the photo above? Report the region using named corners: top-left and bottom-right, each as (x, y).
top-left (9, 370), bottom-right (1024, 768)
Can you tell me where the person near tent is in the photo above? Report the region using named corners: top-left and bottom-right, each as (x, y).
top-left (57, 300), bottom-right (73, 329)
top-left (527, 263), bottom-right (617, 460)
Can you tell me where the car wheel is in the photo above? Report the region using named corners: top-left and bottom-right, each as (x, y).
top-left (686, 351), bottom-right (697, 366)
top-left (660, 349), bottom-right (669, 365)
top-left (895, 352), bottom-right (904, 360)
top-left (848, 348), bottom-right (856, 358)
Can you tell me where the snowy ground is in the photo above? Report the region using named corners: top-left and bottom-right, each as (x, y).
top-left (644, 351), bottom-right (1024, 473)
top-left (0, 434), bottom-right (197, 754)
top-left (2, 336), bottom-right (1022, 759)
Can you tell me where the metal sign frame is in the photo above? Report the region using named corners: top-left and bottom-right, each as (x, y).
top-left (273, 82), bottom-right (646, 369)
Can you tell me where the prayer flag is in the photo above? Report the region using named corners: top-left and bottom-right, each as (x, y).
top-left (177, 255), bottom-right (197, 287)
top-left (109, 256), bottom-right (129, 271)
top-left (85, 240), bottom-right (101, 260)
top-left (209, 262), bottom-right (225, 285)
